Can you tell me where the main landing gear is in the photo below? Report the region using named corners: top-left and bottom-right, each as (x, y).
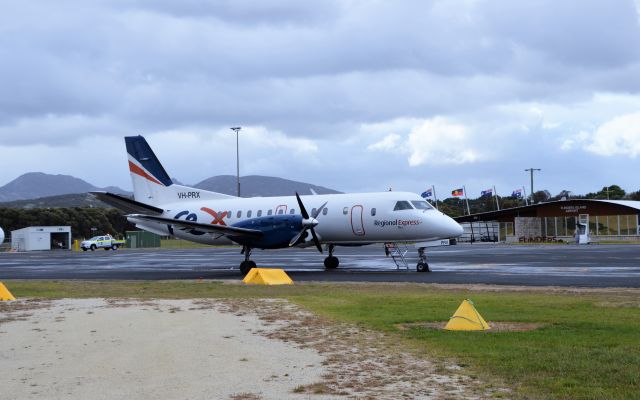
top-left (239, 246), bottom-right (256, 275)
top-left (416, 247), bottom-right (430, 273)
top-left (324, 244), bottom-right (339, 269)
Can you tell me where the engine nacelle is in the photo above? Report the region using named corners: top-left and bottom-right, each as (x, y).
top-left (231, 215), bottom-right (303, 249)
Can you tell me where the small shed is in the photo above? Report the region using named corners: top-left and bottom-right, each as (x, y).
top-left (11, 226), bottom-right (72, 251)
top-left (125, 231), bottom-right (161, 248)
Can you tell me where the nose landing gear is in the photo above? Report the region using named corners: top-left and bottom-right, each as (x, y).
top-left (324, 244), bottom-right (339, 269)
top-left (416, 247), bottom-right (430, 273)
top-left (239, 246), bottom-right (256, 275)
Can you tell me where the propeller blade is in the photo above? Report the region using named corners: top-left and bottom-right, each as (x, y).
top-left (310, 228), bottom-right (323, 253)
top-left (292, 191), bottom-right (324, 252)
top-left (289, 229), bottom-right (306, 247)
top-left (295, 192), bottom-right (310, 219)
top-left (312, 201), bottom-right (328, 219)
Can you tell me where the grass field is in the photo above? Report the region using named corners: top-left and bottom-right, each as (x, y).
top-left (4, 280), bottom-right (640, 399)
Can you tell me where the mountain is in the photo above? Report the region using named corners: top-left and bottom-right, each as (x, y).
top-left (194, 175), bottom-right (342, 197)
top-left (0, 172), bottom-right (130, 202)
top-left (0, 173), bottom-right (342, 208)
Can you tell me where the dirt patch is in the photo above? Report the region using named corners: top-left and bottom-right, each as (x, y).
top-left (0, 299), bottom-right (51, 326)
top-left (200, 298), bottom-right (510, 399)
top-left (397, 321), bottom-right (547, 332)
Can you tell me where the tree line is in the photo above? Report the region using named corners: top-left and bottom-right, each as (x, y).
top-left (0, 207), bottom-right (135, 239)
top-left (434, 185), bottom-right (640, 217)
top-left (0, 185), bottom-right (637, 237)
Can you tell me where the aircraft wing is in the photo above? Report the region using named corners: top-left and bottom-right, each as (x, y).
top-left (90, 191), bottom-right (164, 215)
top-left (127, 214), bottom-right (264, 238)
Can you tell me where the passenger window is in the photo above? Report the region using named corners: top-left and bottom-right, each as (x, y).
top-left (323, 208), bottom-right (328, 215)
top-left (371, 208), bottom-right (376, 216)
top-left (411, 200), bottom-right (433, 210)
top-left (237, 210), bottom-right (242, 218)
top-left (312, 208), bottom-right (317, 216)
top-left (290, 209), bottom-right (295, 214)
top-left (393, 201), bottom-right (414, 211)
top-left (227, 211), bottom-right (231, 218)
top-left (267, 209), bottom-right (273, 216)
top-left (247, 210), bottom-right (252, 218)
top-left (257, 210), bottom-right (262, 217)
top-left (343, 207), bottom-right (348, 215)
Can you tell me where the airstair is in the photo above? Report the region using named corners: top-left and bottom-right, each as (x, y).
top-left (384, 242), bottom-right (410, 270)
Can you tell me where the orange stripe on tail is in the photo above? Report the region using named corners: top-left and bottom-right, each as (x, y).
top-left (128, 161), bottom-right (163, 185)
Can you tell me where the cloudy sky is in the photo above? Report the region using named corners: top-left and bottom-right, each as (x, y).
top-left (2, 0), bottom-right (640, 197)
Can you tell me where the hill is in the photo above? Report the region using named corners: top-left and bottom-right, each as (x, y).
top-left (0, 193), bottom-right (111, 209)
top-left (194, 175), bottom-right (342, 197)
top-left (0, 172), bottom-right (129, 202)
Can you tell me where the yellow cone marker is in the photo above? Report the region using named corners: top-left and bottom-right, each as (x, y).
top-left (444, 299), bottom-right (490, 331)
top-left (243, 268), bottom-right (293, 285)
top-left (0, 282), bottom-right (16, 301)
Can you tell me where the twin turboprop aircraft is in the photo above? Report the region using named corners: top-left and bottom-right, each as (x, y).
top-left (93, 136), bottom-right (464, 274)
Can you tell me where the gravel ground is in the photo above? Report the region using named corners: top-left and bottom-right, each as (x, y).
top-left (0, 298), bottom-right (505, 399)
top-left (0, 299), bottom-right (332, 400)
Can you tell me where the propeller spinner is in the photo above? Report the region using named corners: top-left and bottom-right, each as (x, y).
top-left (289, 192), bottom-right (327, 253)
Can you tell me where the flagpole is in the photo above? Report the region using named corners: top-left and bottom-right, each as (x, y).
top-left (463, 185), bottom-right (471, 215)
top-left (432, 185), bottom-right (439, 210)
top-left (493, 185), bottom-right (500, 210)
top-left (522, 186), bottom-right (529, 206)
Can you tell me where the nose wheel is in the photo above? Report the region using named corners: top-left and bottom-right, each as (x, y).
top-left (324, 244), bottom-right (339, 269)
top-left (239, 246), bottom-right (257, 275)
top-left (416, 247), bottom-right (430, 272)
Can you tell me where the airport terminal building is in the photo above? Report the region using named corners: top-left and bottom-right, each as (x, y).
top-left (454, 200), bottom-right (640, 243)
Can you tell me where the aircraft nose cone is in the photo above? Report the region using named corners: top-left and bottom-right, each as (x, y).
top-left (303, 217), bottom-right (319, 227)
top-left (432, 213), bottom-right (464, 239)
top-left (450, 219), bottom-right (464, 237)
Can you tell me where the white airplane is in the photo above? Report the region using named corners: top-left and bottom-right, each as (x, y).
top-left (93, 136), bottom-right (463, 274)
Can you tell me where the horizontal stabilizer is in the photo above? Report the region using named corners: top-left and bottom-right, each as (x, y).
top-left (90, 192), bottom-right (164, 215)
top-left (127, 214), bottom-right (264, 238)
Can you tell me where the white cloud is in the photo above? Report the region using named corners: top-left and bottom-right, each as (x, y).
top-left (582, 112), bottom-right (640, 157)
top-left (365, 117), bottom-right (483, 166)
top-left (367, 133), bottom-right (401, 151)
top-left (407, 117), bottom-right (482, 166)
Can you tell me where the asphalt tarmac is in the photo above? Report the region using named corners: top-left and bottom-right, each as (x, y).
top-left (1, 243), bottom-right (640, 287)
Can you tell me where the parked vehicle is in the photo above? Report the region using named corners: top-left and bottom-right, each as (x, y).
top-left (81, 235), bottom-right (125, 251)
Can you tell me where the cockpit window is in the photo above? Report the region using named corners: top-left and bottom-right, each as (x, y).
top-left (411, 200), bottom-right (434, 210)
top-left (393, 201), bottom-right (414, 211)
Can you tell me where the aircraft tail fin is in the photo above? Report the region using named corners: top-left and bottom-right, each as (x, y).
top-left (125, 135), bottom-right (235, 206)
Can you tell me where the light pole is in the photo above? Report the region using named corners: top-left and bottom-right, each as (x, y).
top-left (230, 127), bottom-right (241, 197)
top-left (525, 168), bottom-right (541, 203)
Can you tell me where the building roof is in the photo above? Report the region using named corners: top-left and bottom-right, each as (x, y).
top-left (454, 199), bottom-right (640, 223)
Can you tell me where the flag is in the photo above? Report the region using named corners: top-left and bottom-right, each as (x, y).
top-left (511, 189), bottom-right (523, 198)
top-left (421, 188), bottom-right (433, 199)
top-left (480, 188), bottom-right (493, 197)
top-left (451, 188), bottom-right (464, 197)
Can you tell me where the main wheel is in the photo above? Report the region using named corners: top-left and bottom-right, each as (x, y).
top-left (111, 244), bottom-right (118, 250)
top-left (416, 262), bottom-right (430, 272)
top-left (324, 256), bottom-right (339, 269)
top-left (82, 248), bottom-right (88, 252)
top-left (240, 260), bottom-right (256, 275)
top-left (90, 244), bottom-right (96, 251)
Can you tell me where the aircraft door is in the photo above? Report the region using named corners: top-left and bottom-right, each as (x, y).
top-left (351, 205), bottom-right (365, 236)
top-left (275, 205), bottom-right (288, 215)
